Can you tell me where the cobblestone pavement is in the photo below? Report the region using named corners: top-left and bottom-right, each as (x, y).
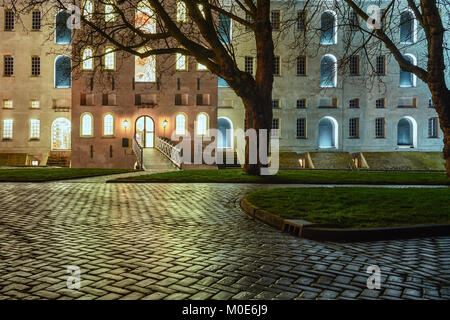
top-left (0, 182), bottom-right (449, 300)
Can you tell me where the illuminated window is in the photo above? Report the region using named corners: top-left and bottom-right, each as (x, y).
top-left (2, 120), bottom-right (13, 139)
top-left (321, 11), bottom-right (337, 45)
top-left (103, 114), bottom-right (114, 136)
top-left (105, 0), bottom-right (116, 22)
top-left (81, 113), bottom-right (93, 137)
top-left (198, 4), bottom-right (205, 18)
top-left (30, 119), bottom-right (40, 139)
top-left (82, 47), bottom-right (94, 70)
top-left (3, 100), bottom-right (13, 109)
top-left (196, 113), bottom-right (208, 136)
top-left (31, 100), bottom-right (40, 109)
top-left (52, 118), bottom-right (71, 150)
top-left (177, 1), bottom-right (187, 22)
top-left (83, 0), bottom-right (94, 21)
top-left (136, 1), bottom-right (156, 33)
top-left (135, 49), bottom-right (156, 82)
top-left (104, 47), bottom-right (115, 70)
top-left (197, 62), bottom-right (207, 71)
top-left (175, 113), bottom-right (186, 135)
top-left (320, 54), bottom-right (337, 87)
top-left (176, 53), bottom-right (187, 71)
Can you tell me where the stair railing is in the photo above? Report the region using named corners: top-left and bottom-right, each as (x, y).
top-left (132, 137), bottom-right (144, 169)
top-left (156, 137), bottom-right (182, 169)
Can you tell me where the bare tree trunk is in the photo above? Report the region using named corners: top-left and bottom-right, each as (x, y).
top-left (432, 89), bottom-right (450, 178)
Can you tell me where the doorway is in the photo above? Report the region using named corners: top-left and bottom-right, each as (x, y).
top-left (135, 116), bottom-right (155, 148)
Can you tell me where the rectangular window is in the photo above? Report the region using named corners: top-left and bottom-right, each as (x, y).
top-left (271, 10), bottom-right (281, 31)
top-left (376, 55), bottom-right (386, 75)
top-left (297, 99), bottom-right (307, 109)
top-left (4, 56), bottom-right (14, 76)
top-left (349, 98), bottom-right (360, 108)
top-left (297, 10), bottom-right (307, 31)
top-left (3, 100), bottom-right (13, 109)
top-left (297, 56), bottom-right (306, 76)
top-left (375, 118), bottom-right (385, 138)
top-left (30, 119), bottom-right (40, 139)
top-left (31, 56), bottom-right (40, 76)
top-left (274, 56), bottom-right (280, 76)
top-left (271, 118), bottom-right (279, 138)
top-left (176, 1), bottom-right (187, 22)
top-left (176, 53), bottom-right (187, 71)
top-left (349, 56), bottom-right (360, 75)
top-left (5, 10), bottom-right (14, 31)
top-left (2, 120), bottom-right (13, 139)
top-left (349, 118), bottom-right (360, 138)
top-left (428, 117), bottom-right (439, 138)
top-left (244, 56), bottom-right (253, 75)
top-left (376, 98), bottom-right (386, 109)
top-left (296, 118), bottom-right (306, 139)
top-left (31, 100), bottom-right (40, 109)
top-left (32, 11), bottom-right (41, 30)
top-left (272, 99), bottom-right (280, 109)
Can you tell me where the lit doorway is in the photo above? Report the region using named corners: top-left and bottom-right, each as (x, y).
top-left (135, 116), bottom-right (155, 148)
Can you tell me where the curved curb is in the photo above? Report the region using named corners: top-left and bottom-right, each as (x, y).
top-left (240, 196), bottom-right (450, 242)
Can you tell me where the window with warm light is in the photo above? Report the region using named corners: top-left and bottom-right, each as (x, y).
top-left (31, 100), bottom-right (40, 109)
top-left (176, 53), bottom-right (187, 71)
top-left (103, 114), bottom-right (114, 136)
top-left (135, 49), bottom-right (156, 82)
top-left (198, 4), bottom-right (205, 18)
top-left (82, 47), bottom-right (94, 70)
top-left (197, 62), bottom-right (207, 71)
top-left (30, 119), bottom-right (40, 139)
top-left (81, 113), bottom-right (93, 136)
top-left (177, 1), bottom-right (187, 22)
top-left (105, 0), bottom-right (116, 22)
top-left (83, 0), bottom-right (94, 21)
top-left (175, 113), bottom-right (186, 135)
top-left (104, 48), bottom-right (115, 70)
top-left (2, 120), bottom-right (13, 139)
top-left (136, 1), bottom-right (156, 34)
top-left (3, 100), bottom-right (13, 109)
top-left (196, 113), bottom-right (208, 136)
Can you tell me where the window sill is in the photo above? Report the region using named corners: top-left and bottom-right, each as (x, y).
top-left (375, 137), bottom-right (386, 139)
top-left (29, 139), bottom-right (40, 141)
top-left (348, 137), bottom-right (360, 139)
top-left (296, 75), bottom-right (307, 77)
top-left (102, 136), bottom-right (115, 139)
top-left (296, 137), bottom-right (308, 139)
top-left (80, 136), bottom-right (94, 139)
top-left (2, 139), bottom-right (12, 141)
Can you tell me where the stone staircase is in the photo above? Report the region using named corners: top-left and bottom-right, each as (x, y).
top-left (46, 151), bottom-right (71, 167)
top-left (142, 148), bottom-right (178, 171)
top-left (307, 152), bottom-right (356, 169)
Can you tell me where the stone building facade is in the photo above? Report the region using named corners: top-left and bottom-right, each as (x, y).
top-left (0, 4), bottom-right (72, 166)
top-left (217, 1), bottom-right (447, 162)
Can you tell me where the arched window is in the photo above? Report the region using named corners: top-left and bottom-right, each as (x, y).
top-left (105, 0), bottom-right (116, 22)
top-left (175, 113), bottom-right (187, 135)
top-left (81, 113), bottom-right (93, 137)
top-left (135, 48), bottom-right (156, 82)
top-left (196, 113), bottom-right (209, 136)
top-left (82, 0), bottom-right (94, 21)
top-left (54, 55), bottom-right (71, 88)
top-left (177, 1), bottom-right (187, 22)
top-left (55, 11), bottom-right (72, 44)
top-left (318, 117), bottom-right (338, 149)
top-left (103, 114), bottom-right (114, 136)
top-left (321, 11), bottom-right (337, 45)
top-left (82, 47), bottom-right (93, 70)
top-left (52, 118), bottom-right (71, 150)
top-left (399, 54), bottom-right (416, 87)
top-left (104, 47), bottom-right (115, 70)
top-left (400, 10), bottom-right (416, 44)
top-left (320, 54), bottom-right (337, 88)
top-left (218, 117), bottom-right (233, 149)
top-left (397, 117), bottom-right (417, 148)
top-left (135, 1), bottom-right (156, 33)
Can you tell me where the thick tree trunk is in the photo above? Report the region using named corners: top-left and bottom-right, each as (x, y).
top-left (432, 89), bottom-right (450, 178)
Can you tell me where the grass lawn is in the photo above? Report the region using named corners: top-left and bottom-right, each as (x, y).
top-left (111, 169), bottom-right (449, 185)
top-left (0, 168), bottom-right (137, 182)
top-left (245, 187), bottom-right (450, 229)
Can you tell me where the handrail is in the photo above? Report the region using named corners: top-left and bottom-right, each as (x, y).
top-left (132, 137), bottom-right (144, 170)
top-left (156, 137), bottom-right (182, 169)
